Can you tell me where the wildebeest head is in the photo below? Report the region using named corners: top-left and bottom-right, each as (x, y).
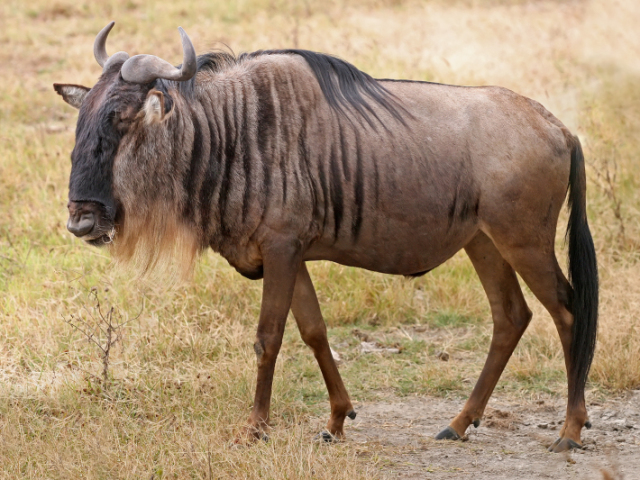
top-left (54, 22), bottom-right (197, 248)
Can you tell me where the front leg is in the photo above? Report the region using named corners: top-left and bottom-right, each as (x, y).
top-left (242, 238), bottom-right (303, 441)
top-left (291, 262), bottom-right (355, 440)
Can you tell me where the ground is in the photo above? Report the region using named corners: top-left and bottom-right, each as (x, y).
top-left (346, 392), bottom-right (640, 479)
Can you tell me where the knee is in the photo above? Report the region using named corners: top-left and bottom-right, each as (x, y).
top-left (299, 325), bottom-right (328, 350)
top-left (253, 340), bottom-right (265, 361)
top-left (501, 296), bottom-right (532, 332)
top-left (521, 306), bottom-right (533, 329)
top-left (253, 334), bottom-right (282, 365)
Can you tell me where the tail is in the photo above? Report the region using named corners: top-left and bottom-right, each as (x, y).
top-left (566, 136), bottom-right (599, 402)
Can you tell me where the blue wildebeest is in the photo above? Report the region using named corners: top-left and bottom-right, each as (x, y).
top-left (54, 22), bottom-right (598, 452)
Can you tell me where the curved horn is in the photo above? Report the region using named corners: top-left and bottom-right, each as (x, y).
top-left (94, 22), bottom-right (130, 72)
top-left (121, 27), bottom-right (197, 84)
top-left (94, 21), bottom-right (115, 68)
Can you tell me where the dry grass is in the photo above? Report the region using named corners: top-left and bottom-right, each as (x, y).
top-left (1, 0), bottom-right (639, 477)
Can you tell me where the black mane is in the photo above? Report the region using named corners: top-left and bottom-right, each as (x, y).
top-left (173, 49), bottom-right (406, 126)
top-left (242, 49), bottom-right (406, 125)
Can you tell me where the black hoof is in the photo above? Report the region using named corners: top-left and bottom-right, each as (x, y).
top-left (435, 426), bottom-right (461, 441)
top-left (347, 410), bottom-right (357, 420)
top-left (548, 437), bottom-right (583, 453)
top-left (314, 431), bottom-right (339, 443)
top-left (584, 420), bottom-right (592, 429)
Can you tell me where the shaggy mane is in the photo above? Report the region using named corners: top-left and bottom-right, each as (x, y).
top-left (169, 49), bottom-right (406, 125)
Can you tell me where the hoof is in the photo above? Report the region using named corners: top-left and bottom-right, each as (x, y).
top-left (347, 410), bottom-right (357, 420)
top-left (435, 426), bottom-right (461, 441)
top-left (548, 437), bottom-right (584, 453)
top-left (314, 431), bottom-right (340, 443)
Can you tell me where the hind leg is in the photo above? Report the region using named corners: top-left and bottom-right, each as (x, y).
top-left (495, 243), bottom-right (590, 452)
top-left (436, 232), bottom-right (532, 441)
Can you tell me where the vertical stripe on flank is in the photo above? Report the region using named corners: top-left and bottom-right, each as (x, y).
top-left (218, 92), bottom-right (237, 236)
top-left (352, 130), bottom-right (364, 240)
top-left (238, 82), bottom-right (252, 223)
top-left (339, 123), bottom-right (351, 182)
top-left (296, 116), bottom-right (319, 226)
top-left (199, 110), bottom-right (218, 238)
top-left (329, 143), bottom-right (344, 241)
top-left (252, 76), bottom-right (276, 216)
top-left (183, 106), bottom-right (205, 224)
top-left (372, 154), bottom-right (380, 209)
top-left (316, 149), bottom-right (329, 234)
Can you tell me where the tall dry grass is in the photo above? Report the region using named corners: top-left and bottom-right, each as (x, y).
top-left (0, 0), bottom-right (639, 477)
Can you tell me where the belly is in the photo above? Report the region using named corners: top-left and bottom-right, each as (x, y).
top-left (304, 215), bottom-right (479, 275)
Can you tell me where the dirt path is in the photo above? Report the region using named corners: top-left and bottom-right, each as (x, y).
top-left (345, 391), bottom-right (640, 479)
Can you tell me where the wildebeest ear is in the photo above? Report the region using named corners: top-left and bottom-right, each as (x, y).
top-left (143, 90), bottom-right (168, 125)
top-left (53, 84), bottom-right (90, 109)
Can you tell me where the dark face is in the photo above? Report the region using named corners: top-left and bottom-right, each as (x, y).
top-left (57, 65), bottom-right (153, 246)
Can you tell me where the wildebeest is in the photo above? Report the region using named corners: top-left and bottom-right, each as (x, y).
top-left (54, 22), bottom-right (598, 452)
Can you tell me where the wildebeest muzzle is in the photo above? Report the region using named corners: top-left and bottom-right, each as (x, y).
top-left (67, 200), bottom-right (114, 246)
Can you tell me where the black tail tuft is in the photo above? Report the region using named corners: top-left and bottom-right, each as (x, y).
top-left (566, 137), bottom-right (599, 403)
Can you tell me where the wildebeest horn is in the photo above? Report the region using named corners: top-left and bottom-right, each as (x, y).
top-left (94, 21), bottom-right (130, 71)
top-left (94, 21), bottom-right (115, 67)
top-left (120, 27), bottom-right (197, 84)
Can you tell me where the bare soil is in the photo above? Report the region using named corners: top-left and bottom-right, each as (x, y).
top-left (345, 391), bottom-right (640, 479)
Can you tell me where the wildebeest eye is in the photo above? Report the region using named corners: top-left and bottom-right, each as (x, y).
top-left (110, 109), bottom-right (132, 132)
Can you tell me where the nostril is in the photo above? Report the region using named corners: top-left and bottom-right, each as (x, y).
top-left (67, 212), bottom-right (95, 237)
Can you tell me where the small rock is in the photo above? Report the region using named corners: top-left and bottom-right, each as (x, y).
top-left (538, 423), bottom-right (549, 429)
